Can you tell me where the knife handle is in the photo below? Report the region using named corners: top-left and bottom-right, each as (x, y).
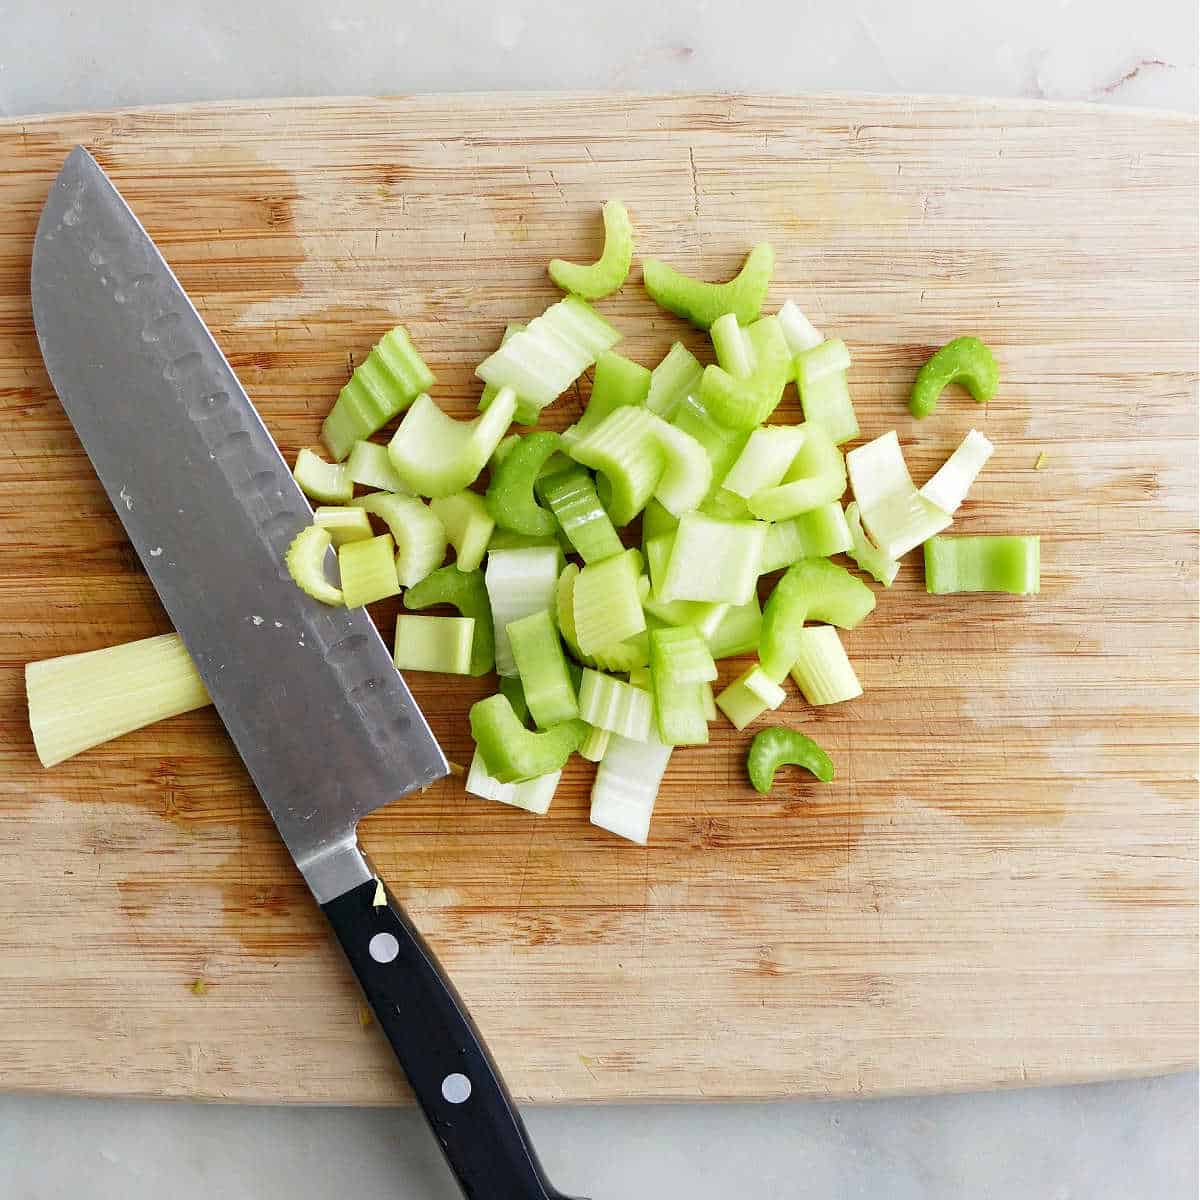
top-left (322, 878), bottom-right (584, 1200)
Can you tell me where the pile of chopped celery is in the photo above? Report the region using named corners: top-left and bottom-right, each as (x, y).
top-left (29, 200), bottom-right (1040, 843)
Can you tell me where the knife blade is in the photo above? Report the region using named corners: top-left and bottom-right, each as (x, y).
top-left (32, 147), bottom-right (582, 1200)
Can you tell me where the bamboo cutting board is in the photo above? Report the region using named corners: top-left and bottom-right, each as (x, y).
top-left (0, 95), bottom-right (1196, 1105)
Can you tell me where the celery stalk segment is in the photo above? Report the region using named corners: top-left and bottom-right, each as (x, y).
top-left (909, 335), bottom-right (998, 419)
top-left (788, 626), bottom-right (863, 705)
top-left (642, 242), bottom-right (774, 329)
top-left (404, 565), bottom-right (495, 676)
top-left (507, 608), bottom-right (580, 729)
top-left (548, 200), bottom-right (634, 301)
top-left (747, 727), bottom-right (835, 793)
top-left (485, 431), bottom-right (562, 536)
top-left (394, 614), bottom-right (476, 675)
top-left (923, 535), bottom-right (1040, 595)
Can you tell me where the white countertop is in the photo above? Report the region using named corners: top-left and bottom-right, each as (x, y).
top-left (1, 1), bottom-right (1196, 1197)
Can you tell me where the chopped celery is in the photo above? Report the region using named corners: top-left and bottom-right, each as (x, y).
top-left (909, 336), bottom-right (998, 419)
top-left (700, 489), bottom-right (753, 521)
top-left (919, 428), bottom-right (994, 515)
top-left (649, 416), bottom-right (711, 516)
top-left (404, 565), bottom-right (495, 676)
top-left (704, 596), bottom-right (763, 660)
top-left (659, 512), bottom-right (766, 606)
top-left (759, 503), bottom-right (853, 574)
top-left (338, 533), bottom-right (400, 607)
top-left (285, 525), bottom-right (343, 606)
top-left (429, 491), bottom-right (494, 573)
top-left (469, 693), bottom-right (587, 783)
top-left (641, 498), bottom-right (679, 548)
top-left (671, 393), bottom-right (750, 509)
top-left (485, 431), bottom-right (562, 536)
top-left (646, 624), bottom-right (717, 684)
top-left (27, 633), bottom-right (211, 768)
top-left (788, 626), bottom-right (862, 705)
top-left (488, 527), bottom-right (569, 554)
top-left (479, 325), bottom-right (540, 426)
top-left (566, 406), bottom-right (665, 526)
top-left (293, 447), bottom-right (353, 505)
top-left (700, 681), bottom-right (717, 722)
top-left (346, 440), bottom-right (407, 493)
top-left (490, 432), bottom-right (520, 469)
top-left (579, 725), bottom-right (612, 763)
top-left (475, 296), bottom-right (621, 414)
top-left (573, 549), bottom-right (646, 655)
top-left (574, 351), bottom-right (651, 437)
top-left (535, 466), bottom-right (623, 563)
top-left (388, 389), bottom-right (516, 498)
top-left (313, 506), bottom-right (374, 546)
top-left (844, 501), bottom-right (900, 587)
top-left (351, 492), bottom-right (447, 587)
top-left (589, 730), bottom-right (673, 844)
top-left (777, 300), bottom-right (823, 354)
top-left (721, 426), bottom-right (807, 499)
top-left (715, 664), bottom-right (787, 731)
top-left (393, 614), bottom-right (476, 675)
top-left (697, 315), bottom-right (792, 430)
top-left (645, 342), bottom-right (704, 420)
top-left (555, 563), bottom-right (649, 671)
top-left (747, 423), bottom-right (845, 521)
top-left (747, 727), bottom-right (835, 793)
top-left (321, 325), bottom-right (435, 460)
top-left (507, 608), bottom-right (580, 729)
top-left (465, 748), bottom-right (561, 815)
top-left (649, 626), bottom-right (713, 745)
top-left (642, 242), bottom-right (774, 329)
top-left (923, 535), bottom-right (1040, 595)
top-left (760, 558), bottom-right (876, 682)
top-left (548, 200), bottom-right (634, 300)
top-left (627, 665), bottom-right (651, 691)
top-left (710, 312), bottom-right (756, 377)
top-left (796, 338), bottom-right (859, 445)
top-left (642, 534), bottom-right (729, 636)
top-left (578, 669), bottom-right (653, 741)
top-left (485, 546), bottom-right (562, 676)
top-left (499, 673), bottom-right (531, 726)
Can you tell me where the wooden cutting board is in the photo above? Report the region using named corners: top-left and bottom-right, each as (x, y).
top-left (0, 95), bottom-right (1195, 1105)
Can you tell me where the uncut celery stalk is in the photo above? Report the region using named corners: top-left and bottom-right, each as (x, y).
top-left (465, 748), bottom-right (562, 815)
top-left (747, 424), bottom-right (846, 521)
top-left (574, 351), bottom-right (650, 437)
top-left (27, 633), bottom-right (211, 768)
top-left (486, 546), bottom-right (562, 676)
top-left (338, 533), bottom-right (400, 607)
top-left (393, 614), bottom-right (476, 675)
top-left (642, 242), bottom-right (774, 329)
top-left (704, 596), bottom-right (762, 661)
top-left (548, 199), bottom-right (634, 300)
top-left (721, 426), bottom-right (807, 499)
top-left (795, 338), bottom-right (859, 445)
top-left (507, 608), bottom-right (580, 729)
top-left (293, 447), bottom-right (353, 505)
top-left (479, 324), bottom-right (540, 426)
top-left (919, 428), bottom-right (994, 515)
top-left (535, 466), bottom-right (623, 564)
top-left (659, 512), bottom-right (766, 606)
top-left (566, 406), bottom-right (666, 526)
top-left (284, 525), bottom-right (343, 606)
top-left (645, 342), bottom-right (704, 420)
top-left (845, 501), bottom-right (900, 587)
top-left (589, 730), bottom-right (673, 844)
top-left (429, 491), bottom-right (494, 573)
top-left (715, 664), bottom-right (786, 731)
top-left (759, 503), bottom-right (852, 574)
top-left (572, 549), bottom-right (646, 655)
top-left (788, 625), bottom-right (862, 705)
top-left (313, 506), bottom-right (374, 547)
top-left (578, 669), bottom-right (653, 741)
top-left (404, 565), bottom-right (495, 676)
top-left (351, 492), bottom-right (447, 588)
top-left (346, 440), bottom-right (407, 493)
top-left (777, 300), bottom-right (823, 354)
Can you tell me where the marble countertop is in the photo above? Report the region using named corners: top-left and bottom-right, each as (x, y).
top-left (0, 1), bottom-right (1196, 1197)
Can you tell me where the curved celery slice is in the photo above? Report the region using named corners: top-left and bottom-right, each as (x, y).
top-left (388, 389), bottom-right (516, 498)
top-left (548, 200), bottom-right (634, 300)
top-left (404, 565), bottom-right (495, 676)
top-left (475, 296), bottom-right (621, 415)
top-left (555, 563), bottom-right (649, 671)
top-left (747, 727), bottom-right (835, 793)
top-left (697, 315), bottom-right (792, 431)
top-left (579, 725), bottom-right (612, 763)
top-left (704, 596), bottom-right (762, 661)
top-left (642, 242), bottom-right (774, 329)
top-left (777, 300), bottom-right (823, 354)
top-left (322, 326), bottom-right (435, 461)
top-left (845, 501), bottom-right (900, 588)
top-left (578, 669), bottom-right (653, 741)
top-left (575, 351), bottom-right (651, 437)
top-left (338, 533), bottom-right (399, 607)
top-left (536, 466), bottom-right (623, 563)
top-left (26, 633), bottom-right (211, 768)
top-left (465, 748), bottom-right (561, 815)
top-left (486, 546), bottom-right (562, 676)
top-left (346, 440), bottom-right (407, 493)
top-left (566, 406), bottom-right (665, 527)
top-left (469, 693), bottom-right (587, 784)
top-left (285, 525), bottom-right (343, 606)
top-left (649, 627), bottom-right (710, 746)
top-left (479, 324), bottom-right (540, 426)
top-left (722, 426), bottom-right (807, 499)
top-left (485, 431), bottom-right (562, 536)
top-left (429, 491), bottom-right (494, 573)
top-left (589, 729), bottom-right (673, 844)
top-left (919, 428), bottom-right (994, 515)
top-left (645, 343), bottom-right (704, 420)
top-left (909, 336), bottom-right (998, 419)
top-left (715, 664), bottom-right (787, 731)
top-left (760, 558), bottom-right (876, 682)
top-left (649, 416), bottom-right (712, 517)
top-left (573, 549), bottom-right (646, 655)
top-left (788, 626), bottom-right (862, 705)
top-left (393, 614), bottom-right (475, 675)
top-left (659, 512), bottom-right (766, 606)
top-left (747, 424), bottom-right (846, 521)
top-left (508, 608), bottom-right (579, 729)
top-left (796, 338), bottom-right (859, 445)
top-left (293, 448), bottom-right (353, 505)
top-left (923, 534), bottom-right (1040, 595)
top-left (710, 312), bottom-right (756, 378)
top-left (351, 492), bottom-right (447, 588)
top-left (313, 506), bottom-right (373, 547)
top-left (759, 503), bottom-right (853, 574)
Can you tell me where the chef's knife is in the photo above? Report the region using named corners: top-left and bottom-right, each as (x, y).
top-left (31, 147), bottom-right (581, 1200)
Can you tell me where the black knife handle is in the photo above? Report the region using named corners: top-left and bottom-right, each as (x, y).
top-left (322, 878), bottom-right (583, 1200)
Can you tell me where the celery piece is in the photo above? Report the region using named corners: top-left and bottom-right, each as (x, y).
top-left (844, 501), bottom-right (900, 588)
top-left (346, 440), bottom-right (407, 493)
top-left (479, 325), bottom-right (540, 426)
top-left (923, 535), bottom-right (1040, 595)
top-left (485, 430), bottom-right (562, 536)
top-left (647, 415), bottom-right (712, 517)
top-left (555, 563), bottom-right (649, 671)
top-left (704, 596), bottom-right (763, 661)
top-left (919, 428), bottom-right (994, 515)
top-left (404, 565), bottom-right (495, 676)
top-left (293, 447), bottom-right (353, 505)
top-left (645, 342), bottom-right (704, 420)
top-left (499, 674), bottom-right (531, 726)
top-left (579, 725), bottom-right (613, 763)
top-left (747, 424), bottom-right (846, 521)
top-left (490, 432), bottom-right (520, 470)
top-left (700, 681), bottom-right (717, 722)
top-left (388, 389), bottom-right (516, 498)
top-left (759, 503), bottom-right (853, 574)
top-left (641, 497), bottom-right (679, 548)
top-left (777, 300), bottom-right (823, 355)
top-left (642, 534), bottom-right (729, 636)
top-left (575, 351), bottom-right (651, 437)
top-left (548, 200), bottom-right (634, 301)
top-left (475, 296), bottom-right (621, 414)
top-left (351, 492), bottom-right (447, 588)
top-left (747, 727), bottom-right (835, 793)
top-left (649, 625), bottom-right (714, 747)
top-left (796, 338), bottom-right (859, 445)
top-left (393, 614), bottom-right (476, 675)
top-left (671, 393), bottom-right (750, 507)
top-left (469, 693), bottom-right (587, 783)
top-left (429, 491), bottom-right (494, 573)
top-left (760, 558), bottom-right (876, 682)
top-left (322, 326), bottom-right (435, 460)
top-left (788, 626), bottom-right (862, 705)
top-left (722, 426), bottom-right (807, 499)
top-left (485, 546), bottom-right (562, 676)
top-left (646, 623), bottom-right (717, 684)
top-left (507, 608), bottom-right (579, 729)
top-left (700, 489), bottom-right (753, 521)
top-left (909, 336), bottom-right (999, 419)
top-left (847, 431), bottom-right (952, 559)
top-left (566, 406), bottom-right (666, 527)
top-left (589, 729), bottom-right (673, 844)
top-left (710, 312), bottom-right (756, 378)
top-left (535, 466), bottom-right (623, 564)
top-left (573, 549), bottom-right (646, 655)
top-left (697, 315), bottom-right (793, 431)
top-left (313, 506), bottom-right (374, 547)
top-left (465, 748), bottom-right (561, 815)
top-left (338, 533), bottom-right (400, 607)
top-left (642, 242), bottom-right (774, 329)
top-left (488, 528), bottom-right (569, 555)
top-left (578, 669), bottom-right (653, 741)
top-left (715, 664), bottom-right (787, 731)
top-left (660, 512), bottom-right (766, 606)
top-left (27, 633), bottom-right (211, 768)
top-left (285, 525), bottom-right (343, 606)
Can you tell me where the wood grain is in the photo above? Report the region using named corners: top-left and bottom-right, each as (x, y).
top-left (0, 95), bottom-right (1195, 1105)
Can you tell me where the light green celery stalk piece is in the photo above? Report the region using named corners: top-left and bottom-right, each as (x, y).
top-left (350, 492), bottom-right (447, 587)
top-left (313, 506), bottom-right (374, 547)
top-left (573, 351), bottom-right (651, 437)
top-left (642, 534), bottom-right (728, 636)
top-left (796, 338), bottom-right (859, 445)
top-left (404, 565), bottom-right (495, 676)
top-left (642, 242), bottom-right (774, 329)
top-left (709, 312), bottom-right (757, 377)
top-left (572, 549), bottom-right (646, 655)
top-left (555, 563), bottom-right (649, 672)
top-left (777, 300), bottom-right (823, 355)
top-left (293, 447), bottom-right (353, 505)
top-left (788, 625), bottom-right (863, 705)
top-left (469, 694), bottom-right (587, 784)
top-left (923, 535), bottom-right (1040, 595)
top-left (644, 343), bottom-right (704, 420)
top-left (393, 614), bottom-right (476, 675)
top-left (648, 626), bottom-right (710, 746)
top-left (909, 336), bottom-right (999, 419)
top-left (465, 747), bottom-right (562, 815)
top-left (429, 491), bottom-right (494, 573)
top-left (747, 423), bottom-right (846, 521)
top-left (919, 428), bottom-right (994, 515)
top-left (566, 405), bottom-right (666, 527)
top-left (485, 431), bottom-right (562, 536)
top-left (647, 415), bottom-right (712, 516)
top-left (346, 440), bottom-right (408, 493)
top-left (844, 501), bottom-right (900, 587)
top-left (535, 466), bottom-right (624, 564)
top-left (579, 725), bottom-right (613, 763)
top-left (715, 664), bottom-right (787, 731)
top-left (646, 624), bottom-right (717, 684)
top-left (659, 512), bottom-right (766, 606)
top-left (759, 503), bottom-right (852, 574)
top-left (578, 669), bottom-right (653, 741)
top-left (721, 426), bottom-right (807, 499)
top-left (746, 727), bottom-right (835, 792)
top-left (589, 729), bottom-right (673, 843)
top-left (479, 324), bottom-right (540, 425)
top-left (507, 608), bottom-right (580, 729)
top-left (704, 596), bottom-right (762, 661)
top-left (641, 498), bottom-right (679, 549)
top-left (285, 525), bottom-right (343, 606)
top-left (671, 393), bottom-right (750, 508)
top-left (338, 533), bottom-right (400, 607)
top-left (548, 200), bottom-right (634, 301)
top-left (697, 315), bottom-right (793, 431)
top-left (485, 546), bottom-right (562, 676)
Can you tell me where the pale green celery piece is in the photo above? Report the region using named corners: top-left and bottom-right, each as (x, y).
top-left (697, 316), bottom-right (792, 431)
top-left (573, 549), bottom-right (646, 655)
top-left (704, 596), bottom-right (762, 660)
top-left (469, 693), bottom-right (587, 784)
top-left (567, 406), bottom-right (666, 527)
top-left (796, 338), bottom-right (859, 445)
top-left (700, 682), bottom-right (717, 722)
top-left (642, 242), bottom-right (774, 329)
top-left (640, 498), bottom-right (679, 549)
top-left (923, 534), bottom-right (1040, 595)
top-left (429, 491), bottom-right (494, 573)
top-left (646, 624), bottom-right (717, 684)
top-left (642, 535), bottom-right (728, 636)
top-left (645, 343), bottom-right (704, 420)
top-left (475, 296), bottom-right (621, 414)
top-left (535, 466), bottom-right (623, 564)
top-left (26, 633), bottom-right (211, 768)
top-left (285, 525), bottom-right (343, 606)
top-left (659, 512), bottom-right (766, 605)
top-left (321, 325), bottom-right (435, 461)
top-left (648, 633), bottom-right (710, 746)
top-left (507, 608), bottom-right (580, 729)
top-left (579, 725), bottom-right (613, 763)
top-left (485, 546), bottom-right (562, 676)
top-left (555, 562), bottom-right (650, 672)
top-left (777, 300), bottom-right (823, 355)
top-left (589, 729), bottom-right (673, 843)
top-left (909, 335), bottom-right (999, 419)
top-left (313, 506), bottom-right (374, 547)
top-left (350, 492), bottom-right (447, 588)
top-left (338, 533), bottom-right (400, 607)
top-left (715, 664), bottom-right (787, 731)
top-left (346, 440), bottom-right (407, 493)
top-left (722, 426), bottom-right (807, 499)
top-left (573, 351), bottom-right (651, 438)
top-left (403, 565), bottom-right (495, 676)
top-left (388, 389), bottom-right (517, 498)
top-left (759, 503), bottom-right (853, 574)
top-left (643, 533), bottom-right (675, 599)
top-left (293, 447), bottom-right (353, 505)
top-left (845, 501), bottom-right (900, 587)
top-left (700, 489), bottom-right (753, 521)
top-left (465, 748), bottom-right (562, 815)
top-left (919, 428), bottom-right (994, 515)
top-left (709, 311), bottom-right (756, 377)
top-left (671, 393), bottom-right (750, 507)
top-left (649, 415), bottom-right (712, 516)
top-left (788, 625), bottom-right (862, 705)
top-left (393, 614), bottom-right (476, 675)
top-left (578, 668), bottom-right (653, 741)
top-left (479, 325), bottom-right (540, 425)
top-left (747, 423), bottom-right (846, 521)
top-left (548, 200), bottom-right (634, 300)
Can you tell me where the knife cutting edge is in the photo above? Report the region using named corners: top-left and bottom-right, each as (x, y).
top-left (31, 146), bottom-right (583, 1200)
